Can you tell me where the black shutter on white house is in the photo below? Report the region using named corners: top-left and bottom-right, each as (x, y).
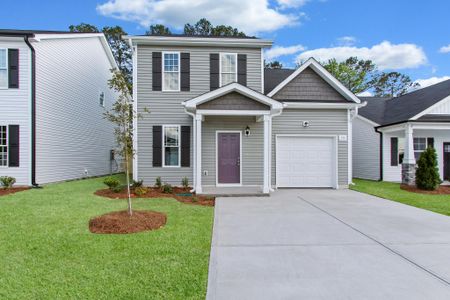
top-left (152, 52), bottom-right (162, 91)
top-left (152, 126), bottom-right (162, 167)
top-left (427, 137), bottom-right (434, 148)
top-left (8, 125), bottom-right (19, 167)
top-left (391, 137), bottom-right (398, 166)
top-left (181, 126), bottom-right (191, 167)
top-left (210, 53), bottom-right (220, 91)
top-left (237, 54), bottom-right (247, 86)
top-left (180, 53), bottom-right (190, 91)
top-left (8, 49), bottom-right (19, 89)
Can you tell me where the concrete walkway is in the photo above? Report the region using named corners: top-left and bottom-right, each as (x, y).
top-left (206, 189), bottom-right (450, 300)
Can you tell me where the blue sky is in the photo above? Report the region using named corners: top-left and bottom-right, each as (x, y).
top-left (2, 0), bottom-right (449, 88)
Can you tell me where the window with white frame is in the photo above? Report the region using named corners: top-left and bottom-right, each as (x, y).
top-left (220, 53), bottom-right (237, 86)
top-left (163, 125), bottom-right (180, 167)
top-left (162, 52), bottom-right (180, 91)
top-left (414, 137), bottom-right (427, 160)
top-left (0, 49), bottom-right (7, 88)
top-left (99, 91), bottom-right (105, 107)
top-left (398, 137), bottom-right (405, 164)
top-left (0, 126), bottom-right (7, 166)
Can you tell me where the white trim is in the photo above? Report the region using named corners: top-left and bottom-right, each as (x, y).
top-left (0, 48), bottom-right (8, 89)
top-left (283, 101), bottom-right (366, 109)
top-left (348, 110), bottom-right (352, 185)
top-left (0, 125), bottom-right (8, 168)
top-left (195, 115), bottom-right (203, 193)
top-left (162, 51), bottom-right (181, 92)
top-left (411, 95), bottom-right (450, 120)
top-left (162, 125), bottom-right (181, 168)
top-left (215, 130), bottom-right (242, 187)
top-left (267, 58), bottom-right (361, 103)
top-left (196, 109), bottom-right (270, 116)
top-left (219, 53), bottom-right (237, 87)
top-left (132, 45), bottom-right (138, 181)
top-left (379, 121), bottom-right (450, 133)
top-left (356, 114), bottom-right (380, 127)
top-left (263, 115), bottom-right (270, 193)
top-left (261, 48), bottom-right (264, 93)
top-left (183, 82), bottom-right (283, 110)
top-left (275, 134), bottom-right (339, 189)
top-left (124, 35), bottom-right (273, 48)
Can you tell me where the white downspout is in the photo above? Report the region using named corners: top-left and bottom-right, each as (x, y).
top-left (184, 108), bottom-right (196, 193)
top-left (269, 105), bottom-right (285, 191)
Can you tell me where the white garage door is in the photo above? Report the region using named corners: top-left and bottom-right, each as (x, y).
top-left (276, 136), bottom-right (336, 188)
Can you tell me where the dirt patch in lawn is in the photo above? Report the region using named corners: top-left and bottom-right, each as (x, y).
top-left (94, 187), bottom-right (215, 206)
top-left (0, 187), bottom-right (30, 197)
top-left (89, 210), bottom-right (167, 234)
top-left (401, 184), bottom-right (450, 195)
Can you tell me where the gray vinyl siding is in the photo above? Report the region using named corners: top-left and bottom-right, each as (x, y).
top-left (272, 109), bottom-right (349, 186)
top-left (33, 37), bottom-right (117, 184)
top-left (0, 39), bottom-right (31, 185)
top-left (198, 92), bottom-right (269, 110)
top-left (272, 67), bottom-right (346, 101)
top-left (202, 116), bottom-right (263, 186)
top-left (136, 45), bottom-right (262, 185)
top-left (352, 117), bottom-right (380, 180)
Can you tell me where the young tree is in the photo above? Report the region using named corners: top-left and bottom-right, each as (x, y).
top-left (373, 72), bottom-right (420, 97)
top-left (265, 61), bottom-right (283, 69)
top-left (184, 18), bottom-right (247, 37)
top-left (104, 69), bottom-right (139, 215)
top-left (415, 146), bottom-right (441, 190)
top-left (69, 23), bottom-right (100, 33)
top-left (146, 24), bottom-right (172, 35)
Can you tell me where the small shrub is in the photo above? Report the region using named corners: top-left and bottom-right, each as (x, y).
top-left (131, 179), bottom-right (143, 189)
top-left (181, 177), bottom-right (189, 189)
top-left (0, 176), bottom-right (16, 189)
top-left (104, 177), bottom-right (120, 191)
top-left (415, 146), bottom-right (441, 190)
top-left (155, 176), bottom-right (162, 189)
top-left (191, 196), bottom-right (198, 203)
top-left (161, 182), bottom-right (173, 194)
top-left (112, 185), bottom-right (124, 193)
top-left (134, 186), bottom-right (148, 196)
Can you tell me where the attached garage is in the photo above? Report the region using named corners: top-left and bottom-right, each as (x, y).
top-left (276, 136), bottom-right (337, 188)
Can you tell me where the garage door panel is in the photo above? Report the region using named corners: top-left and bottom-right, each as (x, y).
top-left (276, 136), bottom-right (335, 188)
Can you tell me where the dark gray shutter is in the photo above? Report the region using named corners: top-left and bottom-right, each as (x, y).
top-left (152, 52), bottom-right (162, 91)
top-left (8, 49), bottom-right (19, 89)
top-left (237, 54), bottom-right (247, 86)
top-left (152, 126), bottom-right (162, 167)
top-left (427, 137), bottom-right (434, 148)
top-left (210, 53), bottom-right (219, 90)
top-left (180, 53), bottom-right (190, 91)
top-left (181, 126), bottom-right (191, 167)
top-left (390, 137), bottom-right (398, 166)
top-left (8, 125), bottom-right (19, 167)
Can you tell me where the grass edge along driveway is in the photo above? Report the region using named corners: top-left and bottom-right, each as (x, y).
top-left (351, 179), bottom-right (450, 217)
top-left (0, 176), bottom-right (214, 299)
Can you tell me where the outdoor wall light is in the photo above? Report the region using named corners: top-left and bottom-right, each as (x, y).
top-left (245, 126), bottom-right (251, 136)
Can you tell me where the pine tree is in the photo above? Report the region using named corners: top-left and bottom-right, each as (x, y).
top-left (415, 146), bottom-right (441, 190)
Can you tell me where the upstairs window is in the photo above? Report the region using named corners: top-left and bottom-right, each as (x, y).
top-left (162, 52), bottom-right (180, 91)
top-left (0, 126), bottom-right (7, 166)
top-left (163, 125), bottom-right (180, 167)
top-left (220, 53), bottom-right (237, 86)
top-left (0, 49), bottom-right (7, 89)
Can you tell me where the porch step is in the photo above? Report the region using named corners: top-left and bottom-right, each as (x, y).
top-left (199, 186), bottom-right (270, 197)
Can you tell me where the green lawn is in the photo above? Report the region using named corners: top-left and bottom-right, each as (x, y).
top-left (351, 179), bottom-right (450, 216)
top-left (0, 176), bottom-right (214, 299)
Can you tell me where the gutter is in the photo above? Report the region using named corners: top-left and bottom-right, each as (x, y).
top-left (23, 35), bottom-right (39, 187)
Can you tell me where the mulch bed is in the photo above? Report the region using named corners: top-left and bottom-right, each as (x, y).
top-left (94, 187), bottom-right (215, 206)
top-left (401, 184), bottom-right (450, 195)
top-left (0, 187), bottom-right (30, 197)
top-left (89, 210), bottom-right (167, 234)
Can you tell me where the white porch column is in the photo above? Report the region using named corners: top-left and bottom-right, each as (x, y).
top-left (263, 115), bottom-right (270, 194)
top-left (195, 114), bottom-right (203, 193)
top-left (404, 124), bottom-right (415, 164)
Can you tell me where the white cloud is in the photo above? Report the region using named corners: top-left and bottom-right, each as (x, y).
top-left (97, 0), bottom-right (302, 35)
top-left (265, 45), bottom-right (306, 60)
top-left (415, 76), bottom-right (450, 88)
top-left (336, 36), bottom-right (356, 46)
top-left (296, 41), bottom-right (427, 70)
top-left (277, 0), bottom-right (309, 8)
top-left (439, 44), bottom-right (450, 53)
top-left (357, 91), bottom-right (373, 97)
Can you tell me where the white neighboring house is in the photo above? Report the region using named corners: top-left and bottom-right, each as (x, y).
top-left (353, 79), bottom-right (450, 184)
top-left (0, 29), bottom-right (119, 186)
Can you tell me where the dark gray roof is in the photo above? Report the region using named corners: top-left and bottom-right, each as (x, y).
top-left (358, 79), bottom-right (450, 126)
top-left (0, 29), bottom-right (94, 37)
top-left (264, 68), bottom-right (295, 95)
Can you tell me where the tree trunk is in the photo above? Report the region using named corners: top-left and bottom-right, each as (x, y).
top-left (125, 144), bottom-right (132, 216)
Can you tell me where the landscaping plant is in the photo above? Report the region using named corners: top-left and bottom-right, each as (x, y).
top-left (134, 186), bottom-right (148, 197)
top-left (103, 177), bottom-right (120, 191)
top-left (415, 146), bottom-right (441, 190)
top-left (155, 176), bottom-right (162, 189)
top-left (161, 183), bottom-right (173, 194)
top-left (182, 177), bottom-right (189, 189)
top-left (131, 179), bottom-right (143, 189)
top-left (0, 176), bottom-right (16, 189)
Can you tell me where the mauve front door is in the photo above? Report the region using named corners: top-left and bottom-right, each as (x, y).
top-left (218, 132), bottom-right (241, 184)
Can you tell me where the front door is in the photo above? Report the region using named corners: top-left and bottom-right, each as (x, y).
top-left (444, 143), bottom-right (450, 181)
top-left (217, 132), bottom-right (241, 185)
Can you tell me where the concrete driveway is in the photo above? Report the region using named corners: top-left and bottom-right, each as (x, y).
top-left (206, 189), bottom-right (450, 300)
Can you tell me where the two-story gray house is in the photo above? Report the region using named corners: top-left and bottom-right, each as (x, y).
top-left (126, 35), bottom-right (364, 194)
